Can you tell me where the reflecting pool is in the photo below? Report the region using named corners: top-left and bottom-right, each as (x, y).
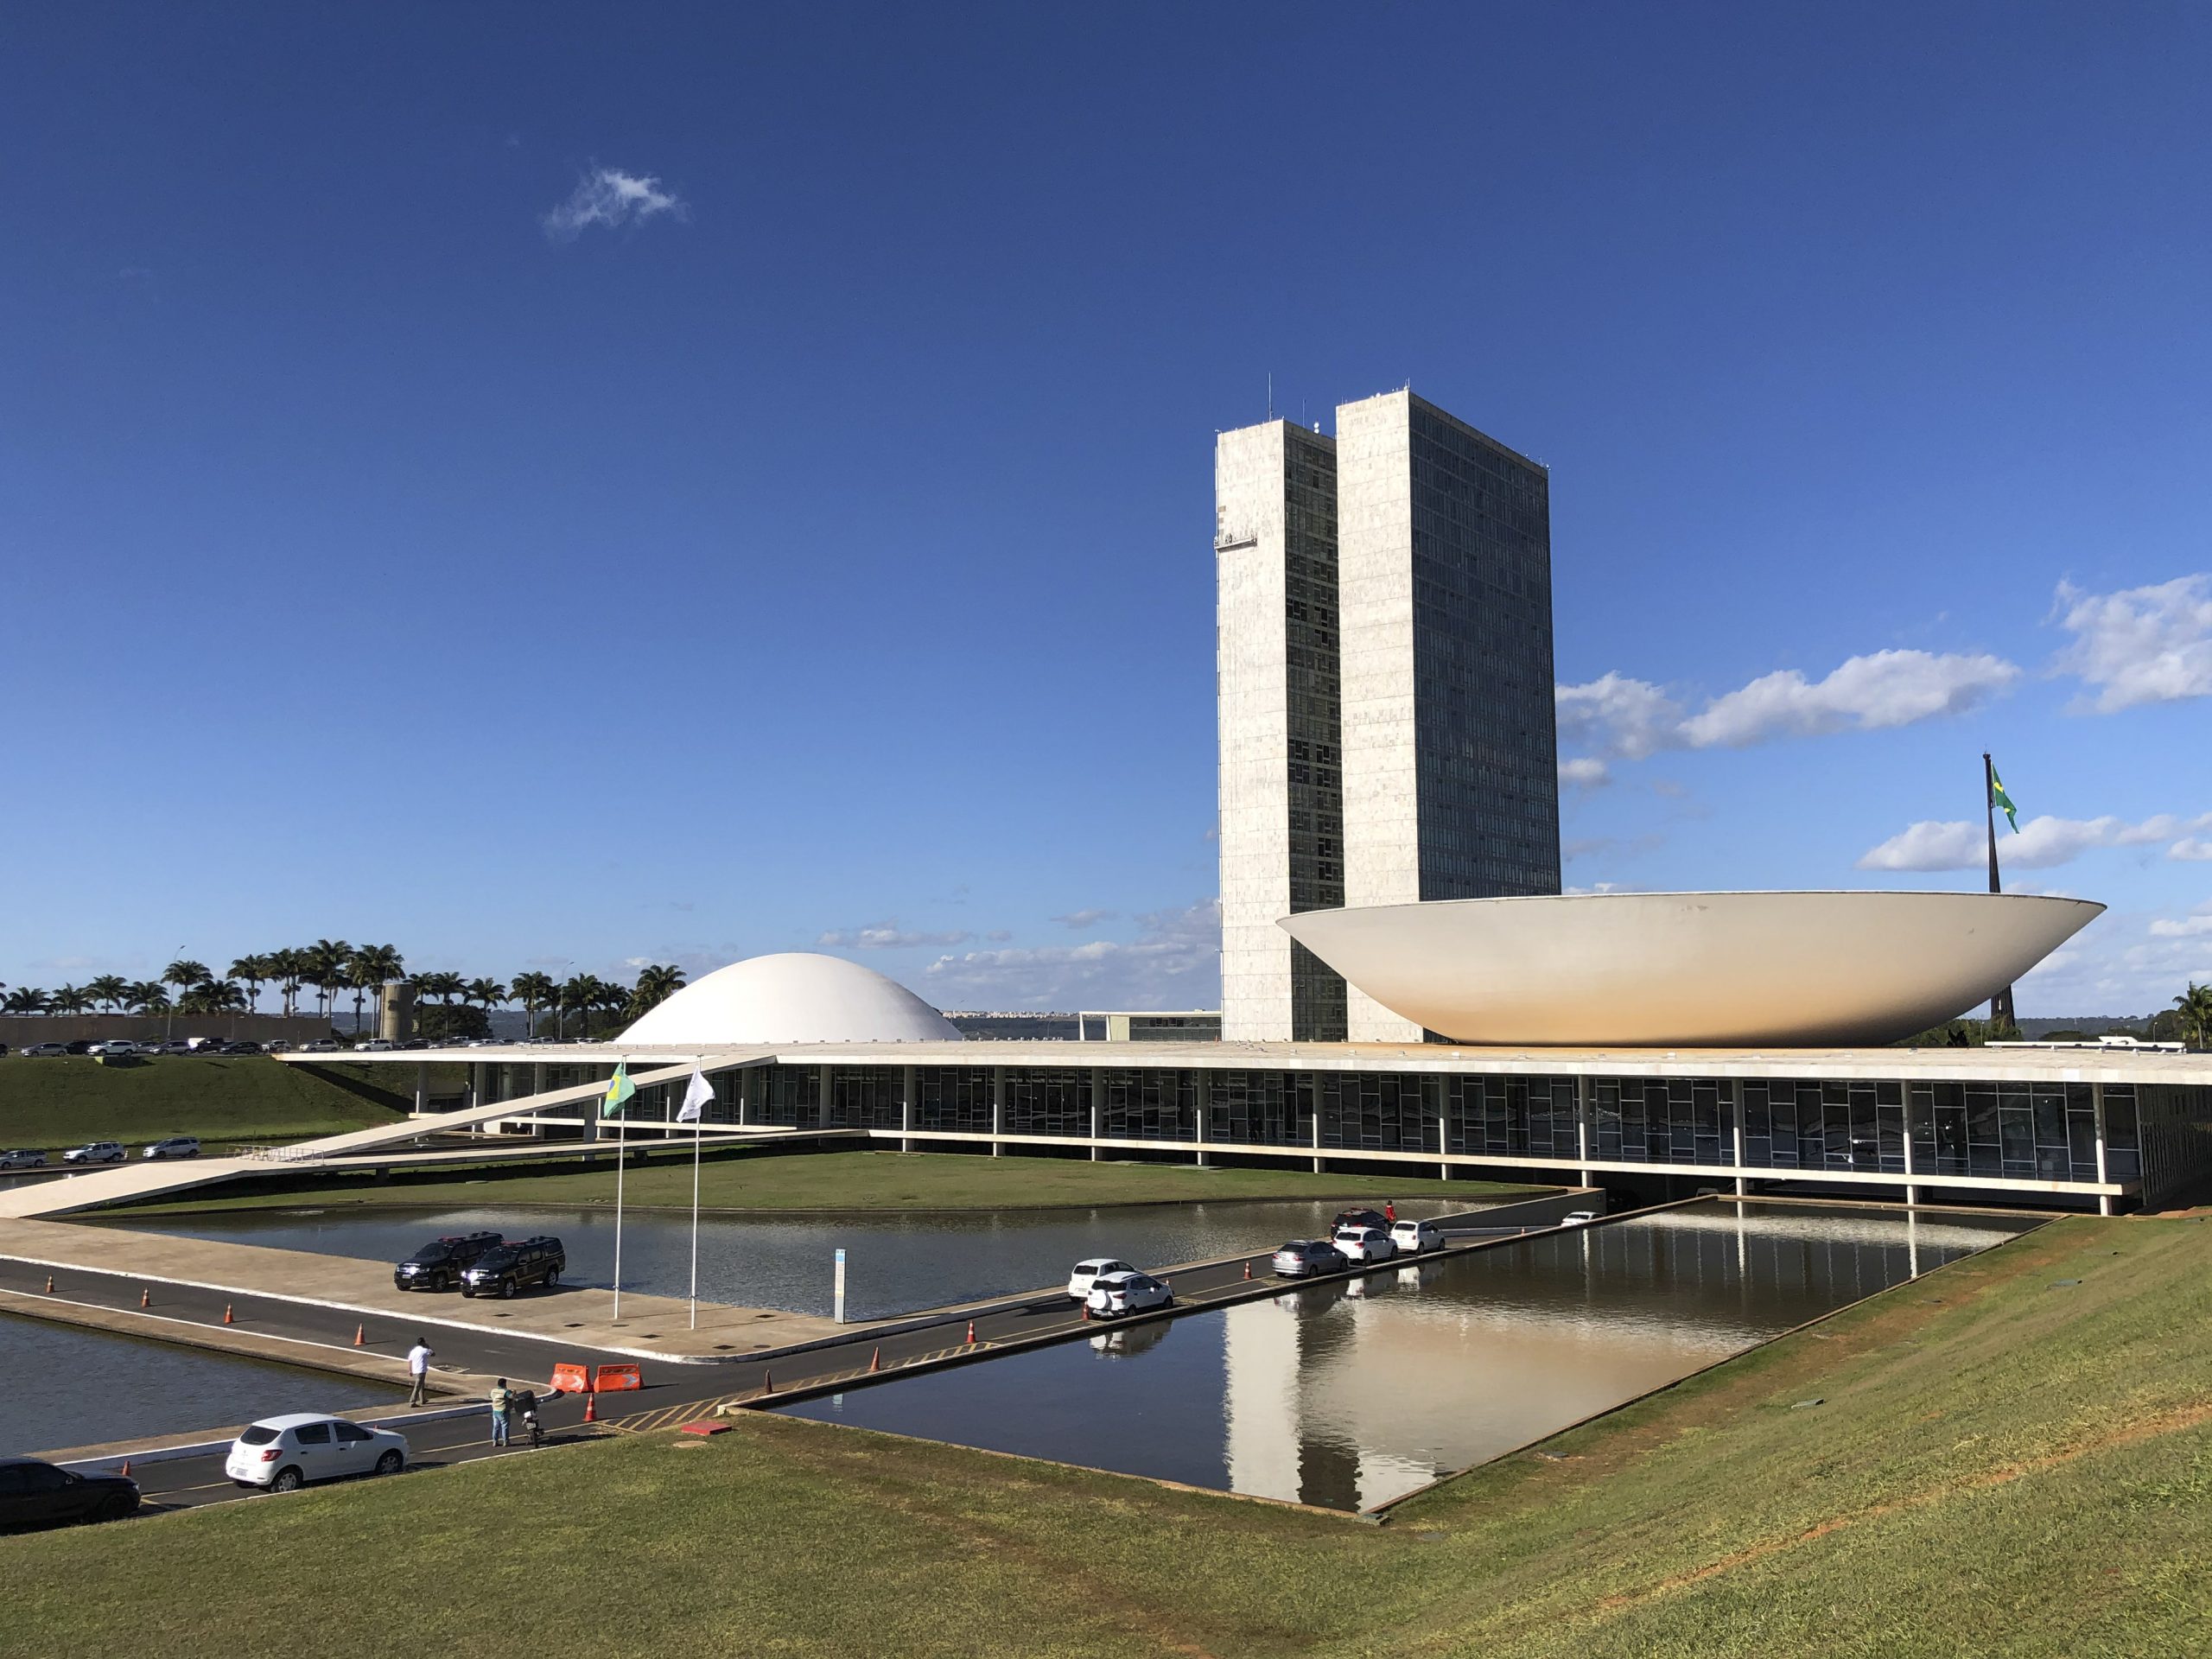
top-left (781, 1200), bottom-right (2033, 1510)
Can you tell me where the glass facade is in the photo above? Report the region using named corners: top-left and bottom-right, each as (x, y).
top-left (1405, 399), bottom-right (1561, 900)
top-left (1281, 425), bottom-right (1348, 1042)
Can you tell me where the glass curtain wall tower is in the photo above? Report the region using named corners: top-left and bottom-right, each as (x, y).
top-left (1217, 390), bottom-right (1560, 1043)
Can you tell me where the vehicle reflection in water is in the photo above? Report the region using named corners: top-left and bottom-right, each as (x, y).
top-left (783, 1200), bottom-right (2031, 1511)
top-left (1089, 1318), bottom-right (1173, 1360)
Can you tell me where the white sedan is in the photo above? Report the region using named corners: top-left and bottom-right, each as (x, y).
top-left (1065, 1257), bottom-right (1137, 1300)
top-left (226, 1414), bottom-right (409, 1491)
top-left (1084, 1270), bottom-right (1173, 1319)
top-left (1332, 1225), bottom-right (1397, 1264)
top-left (63, 1141), bottom-right (126, 1165)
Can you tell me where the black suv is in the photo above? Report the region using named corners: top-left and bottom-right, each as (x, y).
top-left (461, 1236), bottom-right (566, 1299)
top-left (0, 1459), bottom-right (139, 1529)
top-left (393, 1231), bottom-right (505, 1292)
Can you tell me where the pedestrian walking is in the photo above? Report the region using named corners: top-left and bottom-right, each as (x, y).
top-left (1384, 1199), bottom-right (1397, 1224)
top-left (489, 1377), bottom-right (512, 1447)
top-left (405, 1336), bottom-right (434, 1406)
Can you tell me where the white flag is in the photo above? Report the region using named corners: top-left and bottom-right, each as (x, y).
top-left (677, 1068), bottom-right (714, 1123)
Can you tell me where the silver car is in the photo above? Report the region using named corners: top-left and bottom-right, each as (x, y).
top-left (63, 1141), bottom-right (126, 1165)
top-left (143, 1136), bottom-right (202, 1160)
top-left (0, 1148), bottom-right (48, 1171)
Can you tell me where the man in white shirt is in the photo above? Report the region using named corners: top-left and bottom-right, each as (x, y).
top-left (406, 1336), bottom-right (434, 1406)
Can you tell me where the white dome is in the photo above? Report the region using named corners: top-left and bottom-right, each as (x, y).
top-left (619, 952), bottom-right (962, 1046)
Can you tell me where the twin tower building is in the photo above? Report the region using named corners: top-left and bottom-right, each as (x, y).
top-left (1216, 389), bottom-right (1561, 1044)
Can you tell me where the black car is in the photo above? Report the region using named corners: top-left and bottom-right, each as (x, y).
top-left (0, 1459), bottom-right (139, 1529)
top-left (1332, 1208), bottom-right (1390, 1235)
top-left (461, 1236), bottom-right (566, 1299)
top-left (393, 1230), bottom-right (505, 1292)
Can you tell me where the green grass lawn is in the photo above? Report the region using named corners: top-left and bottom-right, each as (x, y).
top-left (117, 1147), bottom-right (1554, 1214)
top-left (4, 1213), bottom-right (2205, 1656)
top-left (0, 1057), bottom-right (415, 1153)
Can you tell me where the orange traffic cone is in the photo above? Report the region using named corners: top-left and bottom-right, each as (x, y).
top-left (868, 1346), bottom-right (880, 1373)
top-left (760, 1369), bottom-right (773, 1395)
top-left (1243, 1260), bottom-right (1252, 1280)
top-left (118, 1459), bottom-right (130, 1478)
top-left (223, 1304), bottom-right (235, 1325)
top-left (582, 1390), bottom-right (597, 1423)
top-left (141, 1286), bottom-right (151, 1307)
top-left (965, 1319), bottom-right (977, 1345)
top-left (1081, 1300), bottom-right (1090, 1321)
top-left (353, 1324), bottom-right (365, 1347)
top-left (43, 1275), bottom-right (54, 1294)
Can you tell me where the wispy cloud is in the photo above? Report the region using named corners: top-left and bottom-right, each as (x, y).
top-left (1855, 811), bottom-right (2212, 873)
top-left (816, 920), bottom-right (974, 950)
top-left (1558, 756), bottom-right (1611, 791)
top-left (2051, 575), bottom-right (2212, 713)
top-left (1052, 908), bottom-right (1116, 930)
top-left (924, 900), bottom-right (1218, 1007)
top-left (542, 167), bottom-right (688, 242)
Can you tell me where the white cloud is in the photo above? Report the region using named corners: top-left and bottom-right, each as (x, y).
top-left (2051, 575), bottom-right (2212, 713)
top-left (1556, 649), bottom-right (2017, 773)
top-left (816, 920), bottom-right (974, 950)
top-left (2150, 905), bottom-right (2212, 938)
top-left (542, 167), bottom-right (687, 241)
top-left (1678, 650), bottom-right (2019, 748)
top-left (2014, 909), bottom-right (2212, 1015)
top-left (1856, 811), bottom-right (2212, 872)
top-left (2170, 838), bottom-right (2212, 862)
top-left (1052, 909), bottom-right (1116, 930)
top-left (924, 899), bottom-right (1218, 1007)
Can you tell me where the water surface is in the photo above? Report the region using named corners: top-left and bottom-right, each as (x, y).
top-left (782, 1200), bottom-right (2031, 1510)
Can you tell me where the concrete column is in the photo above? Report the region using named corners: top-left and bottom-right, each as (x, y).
top-left (1575, 1074), bottom-right (1593, 1187)
top-left (1090, 1067), bottom-right (1103, 1162)
top-left (816, 1064), bottom-right (832, 1132)
top-left (415, 1063), bottom-right (428, 1116)
top-left (1195, 1082), bottom-right (1210, 1168)
top-left (900, 1065), bottom-right (916, 1153)
top-left (2093, 1081), bottom-right (2112, 1217)
top-left (1730, 1078), bottom-right (1747, 1198)
top-left (736, 1067), bottom-right (752, 1128)
top-left (1311, 1077), bottom-right (1325, 1175)
top-left (1901, 1079), bottom-right (1918, 1207)
top-left (991, 1066), bottom-right (1006, 1156)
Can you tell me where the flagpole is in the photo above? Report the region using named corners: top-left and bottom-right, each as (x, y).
top-left (611, 1071), bottom-right (626, 1323)
top-left (689, 1084), bottom-right (702, 1331)
top-left (1984, 753), bottom-right (2017, 1033)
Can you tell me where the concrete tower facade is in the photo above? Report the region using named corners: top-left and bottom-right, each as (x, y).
top-left (1217, 390), bottom-right (1560, 1044)
top-left (1215, 420), bottom-right (1348, 1042)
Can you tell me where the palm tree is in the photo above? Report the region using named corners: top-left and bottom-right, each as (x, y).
top-left (343, 957), bottom-right (379, 1034)
top-left (304, 940), bottom-right (352, 1022)
top-left (2, 987), bottom-right (48, 1014)
top-left (180, 979), bottom-right (246, 1015)
top-left (416, 970), bottom-right (464, 1007)
top-left (126, 981), bottom-right (171, 1015)
top-left (349, 944), bottom-right (404, 1033)
top-left (50, 984), bottom-right (88, 1016)
top-left (2174, 982), bottom-right (2212, 1051)
top-left (86, 975), bottom-right (129, 1014)
top-left (466, 977), bottom-right (507, 1010)
top-left (162, 959), bottom-right (211, 1002)
top-left (228, 956), bottom-right (270, 1014)
top-left (627, 963), bottom-right (686, 1020)
top-left (267, 949), bottom-right (304, 1017)
top-left (510, 972), bottom-right (555, 1040)
top-left (557, 975), bottom-right (610, 1041)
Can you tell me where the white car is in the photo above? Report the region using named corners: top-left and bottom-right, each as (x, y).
top-left (1560, 1210), bottom-right (1601, 1227)
top-left (301, 1039), bottom-right (340, 1053)
top-left (0, 1148), bottom-right (48, 1170)
top-left (1084, 1270), bottom-right (1173, 1319)
top-left (1332, 1225), bottom-right (1397, 1264)
top-left (63, 1141), bottom-right (126, 1165)
top-left (86, 1041), bottom-right (137, 1058)
top-left (143, 1136), bottom-right (202, 1160)
top-left (1066, 1257), bottom-right (1137, 1300)
top-left (1389, 1218), bottom-right (1444, 1255)
top-left (226, 1414), bottom-right (409, 1491)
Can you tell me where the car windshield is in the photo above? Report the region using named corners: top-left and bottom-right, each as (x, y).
top-left (476, 1251), bottom-right (516, 1268)
top-left (412, 1244), bottom-right (452, 1261)
top-left (238, 1426), bottom-right (278, 1446)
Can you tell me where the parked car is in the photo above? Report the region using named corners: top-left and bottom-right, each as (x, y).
top-left (219, 1041), bottom-right (263, 1055)
top-left (1389, 1218), bottom-right (1444, 1255)
top-left (1332, 1225), bottom-right (1397, 1264)
top-left (143, 1136), bottom-right (201, 1160)
top-left (1066, 1257), bottom-right (1139, 1300)
top-left (1271, 1238), bottom-right (1347, 1278)
top-left (63, 1141), bottom-right (126, 1166)
top-left (264, 1040), bottom-right (292, 1053)
top-left (224, 1414), bottom-right (408, 1491)
top-left (301, 1039), bottom-right (340, 1053)
top-left (157, 1039), bottom-right (194, 1055)
top-left (1332, 1208), bottom-right (1391, 1235)
top-left (359, 1039), bottom-right (396, 1052)
top-left (64, 1039), bottom-right (99, 1055)
top-left (0, 1149), bottom-right (48, 1170)
top-left (461, 1236), bottom-right (566, 1299)
top-left (86, 1041), bottom-right (137, 1058)
top-left (21, 1043), bottom-right (68, 1058)
top-left (1560, 1210), bottom-right (1600, 1227)
top-left (1085, 1269), bottom-right (1173, 1319)
top-left (393, 1230), bottom-right (505, 1292)
top-left (0, 1459), bottom-right (139, 1529)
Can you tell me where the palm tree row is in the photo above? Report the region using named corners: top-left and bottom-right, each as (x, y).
top-left (0, 957), bottom-right (690, 1041)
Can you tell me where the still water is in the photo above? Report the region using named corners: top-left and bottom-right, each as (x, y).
top-left (120, 1196), bottom-right (1470, 1322)
top-left (6, 1313), bottom-right (402, 1456)
top-left (782, 1200), bottom-right (2032, 1511)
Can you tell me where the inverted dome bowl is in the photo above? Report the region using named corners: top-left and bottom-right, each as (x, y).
top-left (1280, 891), bottom-right (2102, 1047)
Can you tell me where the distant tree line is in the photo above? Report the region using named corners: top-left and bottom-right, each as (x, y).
top-left (0, 946), bottom-right (689, 1041)
top-left (1902, 982), bottom-right (2212, 1050)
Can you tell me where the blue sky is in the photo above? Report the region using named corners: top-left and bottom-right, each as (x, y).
top-left (3, 3), bottom-right (2208, 1016)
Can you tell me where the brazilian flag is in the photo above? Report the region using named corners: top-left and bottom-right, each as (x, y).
top-left (1990, 766), bottom-right (2020, 834)
top-left (601, 1060), bottom-right (636, 1118)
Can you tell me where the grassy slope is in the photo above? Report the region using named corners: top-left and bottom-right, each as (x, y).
top-left (118, 1148), bottom-right (1553, 1213)
top-left (3, 1215), bottom-right (2206, 1656)
top-left (0, 1058), bottom-right (413, 1152)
